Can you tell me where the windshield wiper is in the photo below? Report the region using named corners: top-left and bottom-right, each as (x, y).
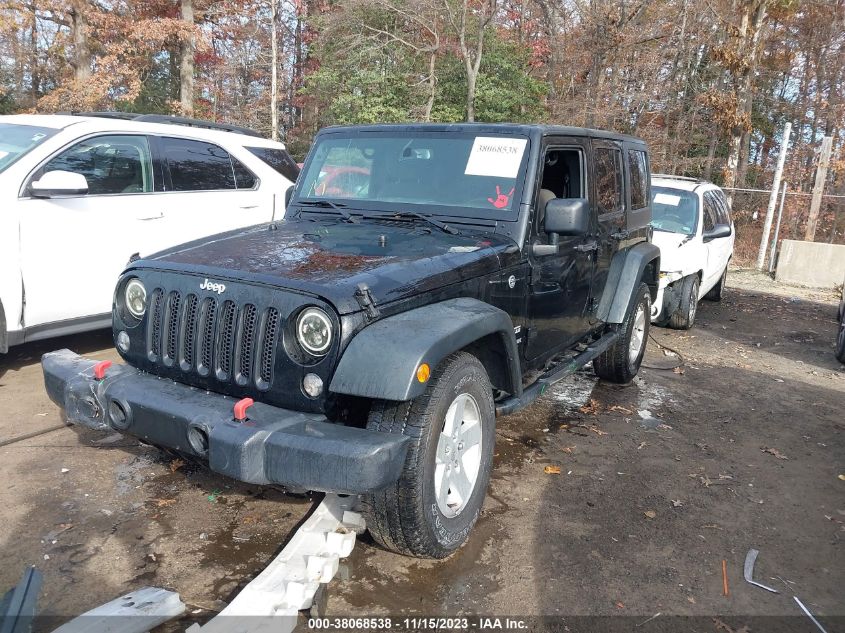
top-left (375, 211), bottom-right (459, 235)
top-left (297, 199), bottom-right (358, 223)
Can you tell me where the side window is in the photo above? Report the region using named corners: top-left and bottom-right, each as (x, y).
top-left (594, 147), bottom-right (623, 214)
top-left (627, 150), bottom-right (648, 209)
top-left (713, 189), bottom-right (731, 225)
top-left (232, 158), bottom-right (256, 189)
top-left (161, 137), bottom-right (254, 192)
top-left (39, 135), bottom-right (153, 195)
top-left (246, 147), bottom-right (300, 182)
top-left (702, 192), bottom-right (718, 232)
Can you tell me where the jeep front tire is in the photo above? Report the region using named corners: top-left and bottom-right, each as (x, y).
top-left (362, 352), bottom-right (495, 558)
top-left (593, 282), bottom-right (651, 384)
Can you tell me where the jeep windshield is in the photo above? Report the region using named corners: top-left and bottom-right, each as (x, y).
top-left (650, 187), bottom-right (698, 235)
top-left (294, 131), bottom-right (530, 221)
top-left (0, 123), bottom-right (57, 174)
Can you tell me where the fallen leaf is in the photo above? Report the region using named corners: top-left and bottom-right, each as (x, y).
top-left (687, 596), bottom-right (696, 604)
top-left (169, 458), bottom-right (185, 472)
top-left (155, 498), bottom-right (176, 507)
top-left (637, 441), bottom-right (647, 450)
top-left (544, 465), bottom-right (561, 474)
top-left (761, 447), bottom-right (788, 460)
top-left (615, 602), bottom-right (625, 609)
top-left (672, 499), bottom-right (683, 507)
top-left (838, 474), bottom-right (845, 481)
top-left (673, 366), bottom-right (686, 375)
top-left (579, 399), bottom-right (600, 415)
top-left (644, 510), bottom-right (657, 519)
top-left (609, 405), bottom-right (632, 414)
top-left (562, 446), bottom-right (575, 454)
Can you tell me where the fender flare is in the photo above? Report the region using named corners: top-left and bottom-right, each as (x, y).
top-left (330, 298), bottom-right (522, 402)
top-left (596, 242), bottom-right (661, 324)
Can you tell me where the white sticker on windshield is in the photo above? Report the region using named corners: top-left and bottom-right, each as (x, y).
top-left (654, 193), bottom-right (681, 206)
top-left (0, 151), bottom-right (8, 159)
top-left (464, 137), bottom-right (527, 179)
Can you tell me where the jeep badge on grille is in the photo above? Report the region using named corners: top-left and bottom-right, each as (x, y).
top-left (200, 278), bottom-right (226, 294)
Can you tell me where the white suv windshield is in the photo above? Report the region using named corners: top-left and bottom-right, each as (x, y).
top-left (0, 123), bottom-right (56, 174)
top-left (651, 186), bottom-right (698, 235)
top-left (296, 132), bottom-right (530, 219)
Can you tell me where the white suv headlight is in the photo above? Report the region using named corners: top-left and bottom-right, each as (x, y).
top-left (296, 307), bottom-right (332, 355)
top-left (124, 278), bottom-right (147, 319)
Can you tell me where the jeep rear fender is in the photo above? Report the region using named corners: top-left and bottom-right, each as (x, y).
top-left (596, 242), bottom-right (660, 324)
top-left (330, 298), bottom-right (522, 402)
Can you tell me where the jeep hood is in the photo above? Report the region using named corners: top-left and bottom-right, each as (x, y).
top-left (140, 218), bottom-right (517, 314)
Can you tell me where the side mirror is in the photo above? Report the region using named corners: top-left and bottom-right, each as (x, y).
top-left (30, 171), bottom-right (88, 198)
top-left (545, 198), bottom-right (590, 236)
top-left (703, 224), bottom-right (732, 242)
top-left (284, 185), bottom-right (294, 207)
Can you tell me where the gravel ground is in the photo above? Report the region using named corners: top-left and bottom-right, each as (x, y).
top-left (0, 269), bottom-right (842, 632)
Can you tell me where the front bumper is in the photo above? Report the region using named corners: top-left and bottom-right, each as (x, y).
top-left (42, 350), bottom-right (409, 494)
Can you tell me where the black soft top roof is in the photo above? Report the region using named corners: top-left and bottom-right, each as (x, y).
top-left (319, 122), bottom-right (646, 146)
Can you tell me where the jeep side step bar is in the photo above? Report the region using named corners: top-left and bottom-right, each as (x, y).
top-left (495, 329), bottom-right (620, 417)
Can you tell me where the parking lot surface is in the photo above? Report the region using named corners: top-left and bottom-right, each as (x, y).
top-left (1, 270), bottom-right (842, 628)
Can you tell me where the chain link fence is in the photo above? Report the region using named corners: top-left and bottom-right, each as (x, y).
top-left (723, 188), bottom-right (845, 269)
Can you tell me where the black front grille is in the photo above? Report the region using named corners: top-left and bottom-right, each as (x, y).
top-left (146, 289), bottom-right (281, 390)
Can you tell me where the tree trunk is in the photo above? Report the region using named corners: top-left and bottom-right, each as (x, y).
top-left (723, 1), bottom-right (766, 205)
top-left (29, 9), bottom-right (39, 103)
top-left (270, 0), bottom-right (279, 140)
top-left (424, 49), bottom-right (436, 121)
top-left (180, 0), bottom-right (195, 116)
top-left (71, 0), bottom-right (91, 83)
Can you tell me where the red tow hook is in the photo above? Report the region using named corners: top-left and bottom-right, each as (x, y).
top-left (234, 398), bottom-right (254, 422)
top-left (93, 360), bottom-right (112, 380)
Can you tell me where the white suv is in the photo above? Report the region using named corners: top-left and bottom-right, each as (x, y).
top-left (0, 113), bottom-right (299, 352)
top-left (649, 175), bottom-right (735, 329)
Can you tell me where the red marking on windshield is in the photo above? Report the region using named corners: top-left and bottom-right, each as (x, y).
top-left (488, 185), bottom-right (515, 209)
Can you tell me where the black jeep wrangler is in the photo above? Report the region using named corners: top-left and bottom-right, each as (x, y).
top-left (42, 124), bottom-right (659, 559)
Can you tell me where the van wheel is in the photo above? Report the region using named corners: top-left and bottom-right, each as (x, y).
top-left (669, 275), bottom-right (699, 330)
top-left (361, 352), bottom-right (495, 558)
top-left (705, 267), bottom-right (726, 301)
top-left (594, 282), bottom-right (650, 384)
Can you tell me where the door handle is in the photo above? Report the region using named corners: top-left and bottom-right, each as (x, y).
top-left (137, 211), bottom-right (164, 221)
top-left (574, 240), bottom-right (598, 252)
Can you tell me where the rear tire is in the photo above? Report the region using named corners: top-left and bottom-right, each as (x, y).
top-left (669, 275), bottom-right (699, 330)
top-left (594, 282), bottom-right (650, 384)
top-left (705, 267), bottom-right (727, 301)
top-left (836, 316), bottom-right (845, 364)
top-left (362, 352), bottom-right (495, 558)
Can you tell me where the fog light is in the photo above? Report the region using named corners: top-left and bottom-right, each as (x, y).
top-left (117, 330), bottom-right (130, 353)
top-left (302, 373), bottom-right (324, 398)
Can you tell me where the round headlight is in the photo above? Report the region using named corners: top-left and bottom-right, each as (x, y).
top-left (124, 278), bottom-right (147, 319)
top-left (296, 307), bottom-right (332, 355)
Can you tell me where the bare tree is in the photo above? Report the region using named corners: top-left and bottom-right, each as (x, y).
top-left (180, 0), bottom-right (194, 115)
top-left (443, 0), bottom-right (497, 122)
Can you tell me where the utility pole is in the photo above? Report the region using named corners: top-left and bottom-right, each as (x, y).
top-left (757, 122), bottom-right (790, 270)
top-left (804, 135), bottom-right (833, 242)
top-left (768, 181), bottom-right (787, 273)
top-left (270, 0), bottom-right (279, 142)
